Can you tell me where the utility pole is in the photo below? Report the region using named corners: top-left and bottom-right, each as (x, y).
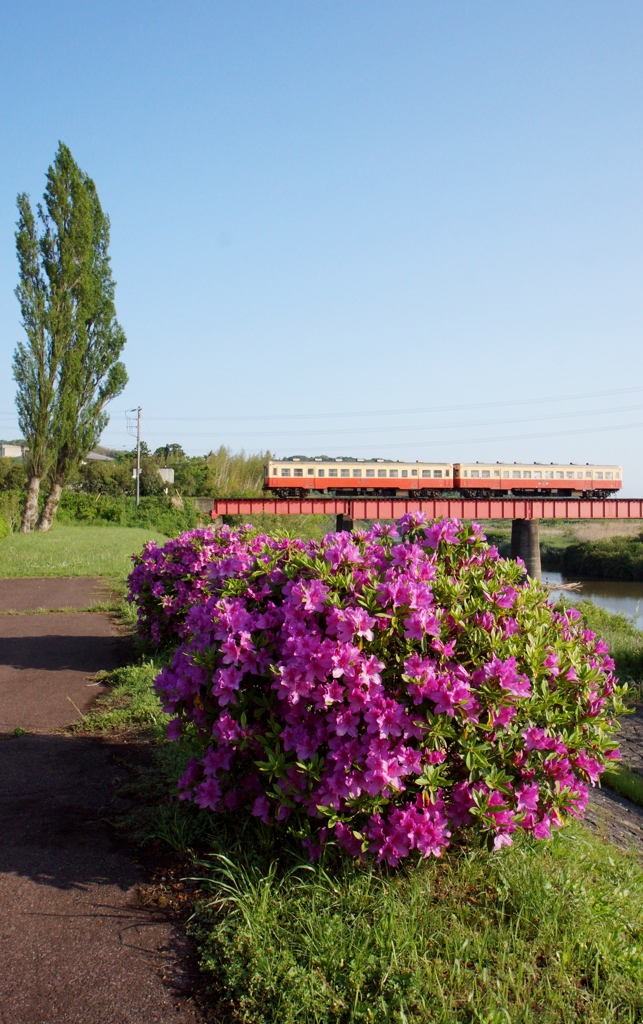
top-left (135, 406), bottom-right (141, 507)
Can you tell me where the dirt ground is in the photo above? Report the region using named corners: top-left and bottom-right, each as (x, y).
top-left (0, 578), bottom-right (207, 1023)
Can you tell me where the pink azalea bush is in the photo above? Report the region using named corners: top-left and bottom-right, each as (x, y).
top-left (152, 514), bottom-right (624, 865)
top-left (128, 524), bottom-right (270, 645)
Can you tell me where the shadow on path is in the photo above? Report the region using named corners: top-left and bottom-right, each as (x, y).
top-left (0, 612), bottom-right (132, 732)
top-left (0, 733), bottom-right (205, 1023)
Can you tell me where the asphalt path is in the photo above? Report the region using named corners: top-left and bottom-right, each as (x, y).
top-left (0, 578), bottom-right (205, 1024)
top-left (0, 577), bottom-right (113, 614)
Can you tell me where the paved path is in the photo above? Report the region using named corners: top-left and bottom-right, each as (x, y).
top-left (0, 580), bottom-right (205, 1023)
top-left (0, 613), bottom-right (125, 732)
top-left (0, 577), bottom-right (113, 613)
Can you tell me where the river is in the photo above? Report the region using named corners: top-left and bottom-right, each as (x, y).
top-left (542, 572), bottom-right (643, 628)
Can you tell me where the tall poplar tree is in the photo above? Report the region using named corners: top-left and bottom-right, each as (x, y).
top-left (13, 143), bottom-right (127, 532)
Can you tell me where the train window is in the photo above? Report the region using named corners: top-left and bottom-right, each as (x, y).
top-left (546, 471), bottom-right (553, 479)
top-left (482, 470), bottom-right (490, 478)
top-left (353, 469), bottom-right (362, 477)
top-left (503, 471), bottom-right (509, 478)
top-left (378, 469), bottom-right (387, 477)
top-left (577, 472), bottom-right (583, 479)
top-left (556, 472), bottom-right (564, 479)
top-left (294, 468), bottom-right (303, 477)
top-left (281, 469), bottom-right (291, 477)
top-left (534, 471), bottom-right (542, 479)
top-left (471, 470), bottom-right (480, 478)
top-left (463, 470), bottom-right (468, 477)
top-left (566, 472), bottom-right (574, 479)
top-left (586, 471), bottom-right (592, 478)
top-left (512, 471), bottom-right (520, 479)
top-left (341, 469), bottom-right (350, 477)
top-left (606, 472), bottom-right (613, 479)
top-left (401, 470), bottom-right (408, 478)
top-left (617, 471), bottom-right (621, 479)
top-left (329, 469), bottom-right (338, 477)
top-left (390, 469), bottom-right (399, 477)
top-left (318, 469), bottom-right (325, 477)
top-left (523, 471), bottom-right (531, 479)
top-left (366, 469), bottom-right (375, 477)
top-left (307, 468), bottom-right (315, 475)
top-left (412, 469), bottom-right (418, 476)
top-left (595, 472), bottom-right (603, 480)
top-left (434, 470), bottom-right (443, 478)
top-left (494, 470), bottom-right (500, 477)
top-left (422, 470), bottom-right (431, 478)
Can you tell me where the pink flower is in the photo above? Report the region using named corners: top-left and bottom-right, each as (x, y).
top-left (515, 782), bottom-right (539, 812)
top-left (252, 795), bottom-right (271, 824)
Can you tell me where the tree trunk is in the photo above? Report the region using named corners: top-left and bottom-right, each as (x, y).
top-left (20, 476), bottom-right (41, 533)
top-left (36, 481), bottom-right (63, 532)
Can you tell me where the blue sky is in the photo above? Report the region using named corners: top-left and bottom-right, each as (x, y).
top-left (1, 2), bottom-right (642, 491)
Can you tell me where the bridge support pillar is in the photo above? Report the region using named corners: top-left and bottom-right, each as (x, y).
top-left (335, 513), bottom-right (354, 533)
top-left (511, 519), bottom-right (541, 580)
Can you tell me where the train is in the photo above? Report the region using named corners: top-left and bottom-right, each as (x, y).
top-left (264, 457), bottom-right (623, 500)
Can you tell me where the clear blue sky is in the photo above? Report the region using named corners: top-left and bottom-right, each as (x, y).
top-left (1, 2), bottom-right (642, 491)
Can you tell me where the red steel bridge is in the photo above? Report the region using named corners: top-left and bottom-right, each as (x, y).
top-left (208, 498), bottom-right (643, 581)
top-left (209, 497), bottom-right (643, 521)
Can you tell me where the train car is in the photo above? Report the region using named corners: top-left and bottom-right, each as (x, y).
top-left (265, 457), bottom-right (455, 498)
top-left (454, 462), bottom-right (622, 499)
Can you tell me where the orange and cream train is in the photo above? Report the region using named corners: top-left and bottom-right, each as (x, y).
top-left (264, 457), bottom-right (622, 500)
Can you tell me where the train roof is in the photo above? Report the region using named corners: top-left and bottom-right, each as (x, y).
top-left (273, 456), bottom-right (451, 464)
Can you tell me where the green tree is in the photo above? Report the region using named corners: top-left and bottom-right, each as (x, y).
top-left (12, 143), bottom-right (127, 532)
top-left (13, 195), bottom-right (59, 530)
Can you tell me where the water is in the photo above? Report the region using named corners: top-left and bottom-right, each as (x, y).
top-left (543, 572), bottom-right (643, 628)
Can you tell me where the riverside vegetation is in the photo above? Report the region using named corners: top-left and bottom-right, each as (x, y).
top-left (67, 516), bottom-right (643, 1023)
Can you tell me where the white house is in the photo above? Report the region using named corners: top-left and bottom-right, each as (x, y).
top-left (0, 444), bottom-right (23, 459)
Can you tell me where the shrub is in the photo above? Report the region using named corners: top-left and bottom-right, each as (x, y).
top-left (0, 490), bottom-right (23, 533)
top-left (128, 524), bottom-right (271, 645)
top-left (56, 492), bottom-right (200, 535)
top-left (153, 514), bottom-right (624, 864)
top-left (0, 517), bottom-right (10, 540)
top-left (560, 534), bottom-right (643, 581)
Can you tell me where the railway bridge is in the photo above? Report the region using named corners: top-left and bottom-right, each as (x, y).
top-left (207, 497), bottom-right (643, 581)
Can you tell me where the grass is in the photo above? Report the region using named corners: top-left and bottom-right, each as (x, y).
top-left (604, 764), bottom-right (643, 808)
top-left (187, 826), bottom-right (643, 1024)
top-left (0, 524), bottom-right (168, 578)
top-left (222, 513), bottom-right (337, 543)
top-left (72, 660), bottom-right (167, 733)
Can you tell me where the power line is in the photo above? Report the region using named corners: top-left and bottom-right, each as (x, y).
top-left (99, 401), bottom-right (643, 440)
top-left (109, 384), bottom-right (643, 424)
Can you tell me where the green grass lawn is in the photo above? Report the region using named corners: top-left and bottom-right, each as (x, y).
top-left (0, 524), bottom-right (167, 578)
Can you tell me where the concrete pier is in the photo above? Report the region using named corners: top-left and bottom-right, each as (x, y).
top-left (510, 519), bottom-right (541, 580)
top-left (335, 513), bottom-right (354, 533)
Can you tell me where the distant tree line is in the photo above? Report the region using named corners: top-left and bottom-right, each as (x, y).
top-left (12, 143), bottom-right (127, 532)
top-left (0, 445), bottom-right (269, 501)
